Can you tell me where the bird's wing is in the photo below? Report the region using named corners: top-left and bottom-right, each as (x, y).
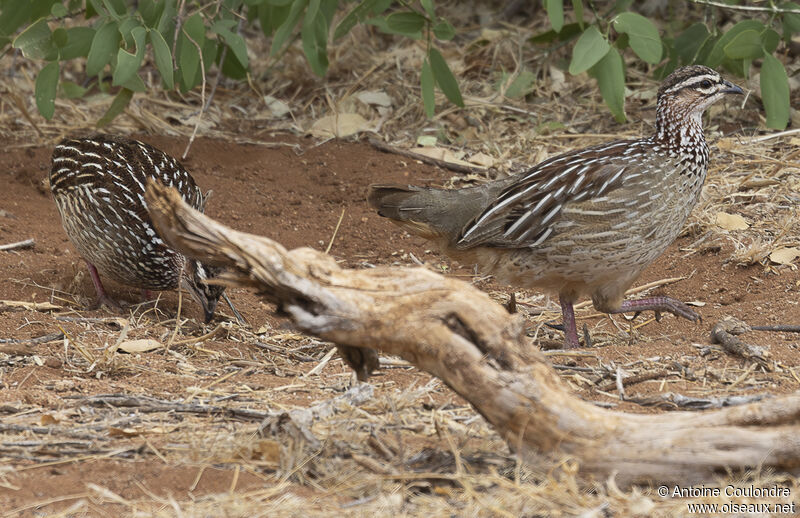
top-left (457, 140), bottom-right (641, 249)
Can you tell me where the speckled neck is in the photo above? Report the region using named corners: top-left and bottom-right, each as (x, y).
top-left (654, 100), bottom-right (706, 155)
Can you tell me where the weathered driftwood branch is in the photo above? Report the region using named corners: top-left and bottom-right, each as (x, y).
top-left (145, 182), bottom-right (800, 487)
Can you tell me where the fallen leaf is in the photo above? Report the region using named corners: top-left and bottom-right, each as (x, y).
top-left (108, 427), bottom-right (144, 437)
top-left (247, 439), bottom-right (281, 462)
top-left (739, 177), bottom-right (780, 189)
top-left (549, 65), bottom-right (566, 92)
top-left (414, 146), bottom-right (483, 168)
top-left (416, 135), bottom-right (437, 147)
top-left (770, 247), bottom-right (800, 265)
top-left (263, 95), bottom-right (290, 118)
top-left (309, 113), bottom-right (371, 138)
top-left (468, 152), bottom-right (495, 168)
top-left (256, 324), bottom-right (271, 334)
top-left (118, 339), bottom-right (161, 353)
top-left (41, 414), bottom-right (59, 425)
top-left (715, 138), bottom-right (739, 152)
top-left (715, 212), bottom-right (749, 231)
top-left (356, 90), bottom-right (392, 107)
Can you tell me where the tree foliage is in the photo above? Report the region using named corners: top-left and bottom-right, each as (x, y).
top-left (536, 0), bottom-right (796, 127)
top-left (1, 0), bottom-right (797, 128)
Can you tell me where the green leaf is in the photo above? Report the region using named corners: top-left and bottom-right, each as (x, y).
top-left (301, 0), bottom-right (328, 76)
top-left (157, 1), bottom-right (177, 35)
top-left (529, 22), bottom-right (582, 44)
top-left (433, 19), bottom-right (455, 40)
top-left (385, 11), bottom-right (426, 36)
top-left (421, 0), bottom-right (435, 20)
top-left (504, 68), bottom-right (536, 99)
top-left (211, 20), bottom-right (249, 69)
top-left (674, 22), bottom-right (709, 63)
top-left (783, 2), bottom-right (800, 34)
top-left (544, 0), bottom-right (564, 33)
top-left (85, 0), bottom-right (99, 17)
top-left (60, 80), bottom-right (88, 99)
top-left (58, 27), bottom-right (94, 60)
top-left (333, 0), bottom-right (378, 40)
top-left (589, 46), bottom-right (625, 123)
top-left (87, 21), bottom-right (120, 76)
top-left (140, 0), bottom-right (167, 28)
top-left (220, 44), bottom-right (248, 79)
top-left (51, 2), bottom-right (68, 17)
top-left (113, 26), bottom-right (146, 87)
top-left (52, 27), bottom-right (68, 48)
top-left (118, 71), bottom-right (146, 92)
top-left (571, 0), bottom-right (583, 29)
top-left (259, 4), bottom-right (291, 36)
top-left (31, 0), bottom-right (59, 20)
top-left (428, 47), bottom-right (463, 107)
top-left (761, 28), bottom-right (780, 54)
top-left (420, 57), bottom-right (435, 118)
top-left (118, 17), bottom-right (141, 48)
top-left (0, 1), bottom-right (31, 39)
top-left (612, 12), bottom-right (661, 64)
top-left (271, 0), bottom-right (308, 55)
top-left (706, 20), bottom-right (764, 67)
top-left (12, 18), bottom-right (58, 60)
top-left (178, 12), bottom-right (205, 89)
top-left (35, 61), bottom-right (59, 120)
top-left (723, 29), bottom-right (762, 60)
top-left (760, 53), bottom-right (789, 129)
top-left (568, 26), bottom-right (610, 75)
top-left (97, 87), bottom-right (133, 127)
top-left (101, 0), bottom-right (126, 19)
top-left (149, 29), bottom-right (174, 89)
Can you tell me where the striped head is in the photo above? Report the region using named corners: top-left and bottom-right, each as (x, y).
top-left (655, 65), bottom-right (743, 144)
top-left (181, 260), bottom-right (225, 323)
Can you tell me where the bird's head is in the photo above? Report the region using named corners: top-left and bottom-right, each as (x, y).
top-left (181, 260), bottom-right (226, 323)
top-left (657, 65), bottom-right (743, 121)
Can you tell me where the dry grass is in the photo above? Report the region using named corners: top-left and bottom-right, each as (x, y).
top-left (1, 3), bottom-right (799, 516)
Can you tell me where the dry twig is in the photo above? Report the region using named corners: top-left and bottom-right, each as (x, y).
top-left (145, 182), bottom-right (800, 487)
top-left (710, 316), bottom-right (772, 369)
top-left (368, 138), bottom-right (484, 175)
top-left (0, 238), bottom-right (34, 251)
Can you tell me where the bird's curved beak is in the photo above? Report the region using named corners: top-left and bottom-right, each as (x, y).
top-left (722, 79), bottom-right (744, 95)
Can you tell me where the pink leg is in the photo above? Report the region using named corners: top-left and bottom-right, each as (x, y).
top-left (141, 289), bottom-right (155, 301)
top-left (611, 296), bottom-right (700, 322)
top-left (85, 262), bottom-right (121, 310)
top-left (559, 295), bottom-right (581, 349)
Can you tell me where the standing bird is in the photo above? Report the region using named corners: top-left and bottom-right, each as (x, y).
top-left (368, 65), bottom-right (743, 348)
top-left (50, 134), bottom-right (225, 323)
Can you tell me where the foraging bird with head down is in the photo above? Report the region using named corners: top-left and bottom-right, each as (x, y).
top-left (368, 65), bottom-right (743, 348)
top-left (50, 134), bottom-right (226, 322)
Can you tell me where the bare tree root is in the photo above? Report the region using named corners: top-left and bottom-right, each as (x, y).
top-left (145, 181), bottom-right (800, 487)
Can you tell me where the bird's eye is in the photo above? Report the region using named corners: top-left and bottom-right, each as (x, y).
top-left (700, 80), bottom-right (712, 89)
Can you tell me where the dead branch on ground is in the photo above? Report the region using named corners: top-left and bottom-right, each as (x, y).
top-left (145, 181), bottom-right (800, 487)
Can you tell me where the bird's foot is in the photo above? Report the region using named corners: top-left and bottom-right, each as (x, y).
top-left (88, 294), bottom-right (124, 313)
top-left (616, 296), bottom-right (701, 323)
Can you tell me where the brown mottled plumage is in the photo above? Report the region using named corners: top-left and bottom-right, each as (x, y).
top-left (369, 66), bottom-right (743, 348)
top-left (50, 134), bottom-right (224, 322)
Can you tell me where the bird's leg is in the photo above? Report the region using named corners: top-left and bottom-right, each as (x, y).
top-left (505, 292), bottom-right (517, 314)
top-left (559, 295), bottom-right (581, 349)
top-left (85, 261), bottom-right (122, 311)
top-left (612, 296), bottom-right (700, 322)
top-left (141, 289), bottom-right (155, 301)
